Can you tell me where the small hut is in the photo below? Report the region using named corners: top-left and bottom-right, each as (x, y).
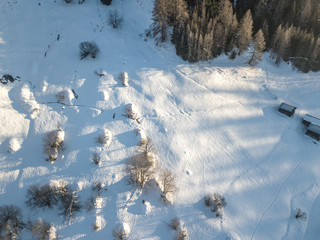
top-left (305, 124), bottom-right (320, 141)
top-left (302, 114), bottom-right (320, 127)
top-left (278, 103), bottom-right (297, 117)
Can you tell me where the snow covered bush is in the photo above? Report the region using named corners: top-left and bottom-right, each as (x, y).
top-left (135, 128), bottom-right (147, 146)
top-left (92, 153), bottom-right (101, 165)
top-left (7, 137), bottom-right (23, 153)
top-left (126, 138), bottom-right (158, 188)
top-left (120, 72), bottom-right (129, 87)
top-left (0, 205), bottom-right (24, 240)
top-left (56, 89), bottom-right (74, 105)
top-left (44, 129), bottom-right (65, 161)
top-left (26, 184), bottom-right (58, 209)
top-left (112, 222), bottom-right (130, 240)
top-left (79, 41), bottom-right (100, 59)
top-left (169, 218), bottom-right (181, 231)
top-left (108, 10), bottom-right (123, 29)
top-left (101, 0), bottom-right (112, 6)
top-left (158, 169), bottom-right (177, 204)
top-left (204, 193), bottom-right (226, 217)
top-left (97, 128), bottom-right (112, 146)
top-left (30, 219), bottom-right (57, 240)
top-left (124, 103), bottom-right (138, 119)
top-left (176, 228), bottom-right (188, 240)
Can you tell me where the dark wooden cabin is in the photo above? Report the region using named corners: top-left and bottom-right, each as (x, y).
top-left (305, 124), bottom-right (320, 141)
top-left (278, 103), bottom-right (297, 117)
top-left (302, 114), bottom-right (320, 127)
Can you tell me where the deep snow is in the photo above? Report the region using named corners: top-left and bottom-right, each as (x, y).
top-left (0, 0), bottom-right (320, 239)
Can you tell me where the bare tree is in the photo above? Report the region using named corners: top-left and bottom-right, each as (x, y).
top-left (158, 169), bottom-right (177, 203)
top-left (0, 205), bottom-right (24, 240)
top-left (126, 138), bottom-right (157, 188)
top-left (108, 10), bottom-right (123, 29)
top-left (30, 219), bottom-right (57, 240)
top-left (26, 184), bottom-right (58, 209)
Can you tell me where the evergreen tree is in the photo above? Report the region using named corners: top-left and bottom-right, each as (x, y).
top-left (152, 0), bottom-right (169, 42)
top-left (237, 10), bottom-right (253, 55)
top-left (249, 29), bottom-right (266, 65)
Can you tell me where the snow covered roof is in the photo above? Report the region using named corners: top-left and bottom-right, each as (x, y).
top-left (279, 103), bottom-right (297, 112)
top-left (303, 114), bottom-right (320, 126)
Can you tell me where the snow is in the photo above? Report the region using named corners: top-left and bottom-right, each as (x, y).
top-left (0, 0), bottom-right (320, 239)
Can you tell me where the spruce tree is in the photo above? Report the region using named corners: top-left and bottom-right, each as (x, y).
top-left (152, 0), bottom-right (168, 42)
top-left (237, 10), bottom-right (253, 55)
top-left (249, 29), bottom-right (266, 65)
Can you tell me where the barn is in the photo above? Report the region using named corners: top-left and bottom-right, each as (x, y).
top-left (302, 114), bottom-right (320, 127)
top-left (278, 103), bottom-right (297, 117)
top-left (305, 124), bottom-right (320, 141)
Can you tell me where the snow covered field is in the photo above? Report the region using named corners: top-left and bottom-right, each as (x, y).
top-left (0, 0), bottom-right (320, 239)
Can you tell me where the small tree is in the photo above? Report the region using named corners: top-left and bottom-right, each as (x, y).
top-left (79, 41), bottom-right (100, 60)
top-left (101, 0), bottom-right (112, 5)
top-left (0, 205), bottom-right (24, 240)
top-left (108, 10), bottom-right (124, 29)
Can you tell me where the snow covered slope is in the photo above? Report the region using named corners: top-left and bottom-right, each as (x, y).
top-left (0, 0), bottom-right (320, 239)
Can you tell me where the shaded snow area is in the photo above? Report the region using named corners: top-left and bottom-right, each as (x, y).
top-left (0, 0), bottom-right (320, 239)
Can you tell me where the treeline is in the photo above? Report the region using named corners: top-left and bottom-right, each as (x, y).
top-left (152, 0), bottom-right (320, 72)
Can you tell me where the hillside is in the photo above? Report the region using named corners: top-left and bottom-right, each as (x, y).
top-left (0, 0), bottom-right (320, 239)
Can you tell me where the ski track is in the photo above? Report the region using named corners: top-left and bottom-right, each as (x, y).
top-left (250, 153), bottom-right (308, 240)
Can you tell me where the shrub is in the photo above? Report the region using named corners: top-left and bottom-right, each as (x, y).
top-left (79, 41), bottom-right (100, 60)
top-left (30, 219), bottom-right (57, 240)
top-left (169, 218), bottom-right (181, 231)
top-left (101, 0), bottom-right (112, 5)
top-left (108, 10), bottom-right (123, 29)
top-left (0, 205), bottom-right (24, 239)
top-left (64, 0), bottom-right (72, 3)
top-left (126, 138), bottom-right (157, 188)
top-left (295, 208), bottom-right (307, 221)
top-left (26, 184), bottom-right (58, 209)
top-left (204, 193), bottom-right (226, 217)
top-left (0, 74), bottom-right (16, 84)
top-left (124, 103), bottom-right (138, 119)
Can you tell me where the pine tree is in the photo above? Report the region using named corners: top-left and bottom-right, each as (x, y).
top-left (248, 29), bottom-right (266, 65)
top-left (237, 10), bottom-right (253, 55)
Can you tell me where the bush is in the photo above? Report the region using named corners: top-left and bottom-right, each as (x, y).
top-left (101, 0), bottom-right (112, 5)
top-left (295, 208), bottom-right (307, 221)
top-left (26, 184), bottom-right (58, 209)
top-left (79, 41), bottom-right (100, 60)
top-left (64, 0), bottom-right (72, 3)
top-left (126, 138), bottom-right (157, 188)
top-left (108, 10), bottom-right (123, 29)
top-left (0, 205), bottom-right (24, 239)
top-left (30, 219), bottom-right (57, 240)
top-left (176, 228), bottom-right (188, 240)
top-left (204, 193), bottom-right (226, 217)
